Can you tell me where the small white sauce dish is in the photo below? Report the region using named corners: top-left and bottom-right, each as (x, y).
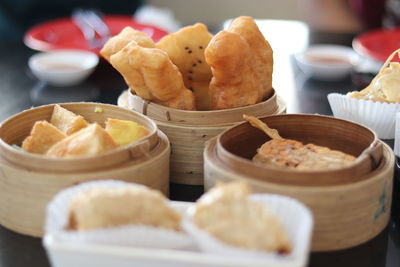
top-left (28, 49), bottom-right (99, 86)
top-left (294, 45), bottom-right (359, 81)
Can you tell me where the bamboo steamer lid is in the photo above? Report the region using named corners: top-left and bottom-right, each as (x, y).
top-left (118, 90), bottom-right (286, 185)
top-left (203, 114), bottom-right (393, 252)
top-left (0, 103), bottom-right (170, 237)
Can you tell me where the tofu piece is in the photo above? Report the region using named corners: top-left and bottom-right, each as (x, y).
top-left (21, 121), bottom-right (66, 154)
top-left (50, 105), bottom-right (89, 135)
top-left (46, 123), bottom-right (117, 158)
top-left (105, 119), bottom-right (149, 146)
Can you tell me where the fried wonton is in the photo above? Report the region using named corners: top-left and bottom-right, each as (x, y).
top-left (21, 121), bottom-right (67, 154)
top-left (46, 123), bottom-right (117, 157)
top-left (157, 23), bottom-right (213, 110)
top-left (192, 182), bottom-right (292, 253)
top-left (110, 41), bottom-right (196, 110)
top-left (228, 16), bottom-right (274, 101)
top-left (68, 186), bottom-right (181, 231)
top-left (205, 31), bottom-right (263, 109)
top-left (50, 105), bottom-right (88, 135)
top-left (100, 27), bottom-right (155, 62)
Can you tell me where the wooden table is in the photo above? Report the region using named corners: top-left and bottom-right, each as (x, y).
top-left (0, 20), bottom-right (398, 267)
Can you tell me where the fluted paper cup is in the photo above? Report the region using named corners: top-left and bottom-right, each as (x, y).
top-left (183, 194), bottom-right (313, 267)
top-left (45, 180), bottom-right (194, 250)
top-left (328, 93), bottom-right (400, 139)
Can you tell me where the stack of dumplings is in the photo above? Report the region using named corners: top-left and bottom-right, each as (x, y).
top-left (101, 16), bottom-right (274, 111)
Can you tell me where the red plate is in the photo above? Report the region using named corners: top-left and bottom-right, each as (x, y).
top-left (24, 15), bottom-right (169, 54)
top-left (353, 27), bottom-right (400, 62)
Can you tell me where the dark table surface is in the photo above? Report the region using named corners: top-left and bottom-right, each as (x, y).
top-left (0, 22), bottom-right (399, 267)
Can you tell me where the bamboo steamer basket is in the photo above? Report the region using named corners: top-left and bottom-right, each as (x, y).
top-left (0, 103), bottom-right (170, 237)
top-left (118, 89), bottom-right (286, 185)
top-left (204, 114), bottom-right (393, 251)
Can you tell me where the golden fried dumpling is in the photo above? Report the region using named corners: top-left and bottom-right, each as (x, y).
top-left (105, 118), bottom-right (149, 146)
top-left (67, 186), bottom-right (181, 231)
top-left (347, 49), bottom-right (400, 103)
top-left (46, 123), bottom-right (117, 158)
top-left (157, 23), bottom-right (213, 110)
top-left (50, 105), bottom-right (88, 135)
top-left (21, 120), bottom-right (66, 154)
top-left (110, 41), bottom-right (196, 110)
top-left (228, 16), bottom-right (274, 101)
top-left (100, 26), bottom-right (155, 62)
top-left (192, 182), bottom-right (292, 253)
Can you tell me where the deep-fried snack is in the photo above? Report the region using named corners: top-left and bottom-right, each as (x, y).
top-left (21, 121), bottom-right (66, 154)
top-left (67, 186), bottom-right (181, 231)
top-left (50, 105), bottom-right (88, 135)
top-left (228, 16), bottom-right (274, 101)
top-left (157, 24), bottom-right (213, 110)
top-left (347, 48), bottom-right (400, 103)
top-left (105, 118), bottom-right (149, 146)
top-left (192, 182), bottom-right (292, 253)
top-left (205, 31), bottom-right (263, 110)
top-left (243, 115), bottom-right (356, 170)
top-left (110, 41), bottom-right (196, 110)
top-left (100, 27), bottom-right (155, 62)
top-left (46, 123), bottom-right (117, 157)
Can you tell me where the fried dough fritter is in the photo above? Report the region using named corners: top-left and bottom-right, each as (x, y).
top-left (157, 23), bottom-right (213, 110)
top-left (100, 27), bottom-right (155, 62)
top-left (205, 31), bottom-right (263, 110)
top-left (110, 41), bottom-right (196, 110)
top-left (228, 16), bottom-right (274, 101)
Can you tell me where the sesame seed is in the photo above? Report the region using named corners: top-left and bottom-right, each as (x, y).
top-left (193, 63), bottom-right (197, 67)
top-left (198, 60), bottom-right (202, 63)
top-left (188, 50), bottom-right (192, 54)
top-left (199, 46), bottom-right (203, 49)
top-left (185, 47), bottom-right (189, 50)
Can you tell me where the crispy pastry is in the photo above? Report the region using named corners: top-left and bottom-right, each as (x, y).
top-left (157, 23), bottom-right (213, 110)
top-left (46, 123), bottom-right (117, 157)
top-left (110, 41), bottom-right (196, 110)
top-left (105, 118), bottom-right (149, 146)
top-left (50, 105), bottom-right (88, 135)
top-left (228, 16), bottom-right (274, 101)
top-left (205, 30), bottom-right (263, 109)
top-left (347, 48), bottom-right (400, 103)
top-left (243, 115), bottom-right (356, 170)
top-left (100, 27), bottom-right (155, 62)
top-left (21, 121), bottom-right (67, 154)
top-left (67, 186), bottom-right (181, 231)
top-left (192, 182), bottom-right (292, 253)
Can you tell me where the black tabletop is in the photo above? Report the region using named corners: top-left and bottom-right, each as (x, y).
top-left (0, 25), bottom-right (399, 267)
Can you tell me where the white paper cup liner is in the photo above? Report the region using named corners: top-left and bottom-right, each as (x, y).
top-left (328, 93), bottom-right (400, 139)
top-left (182, 194), bottom-right (313, 266)
top-left (45, 180), bottom-right (195, 250)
